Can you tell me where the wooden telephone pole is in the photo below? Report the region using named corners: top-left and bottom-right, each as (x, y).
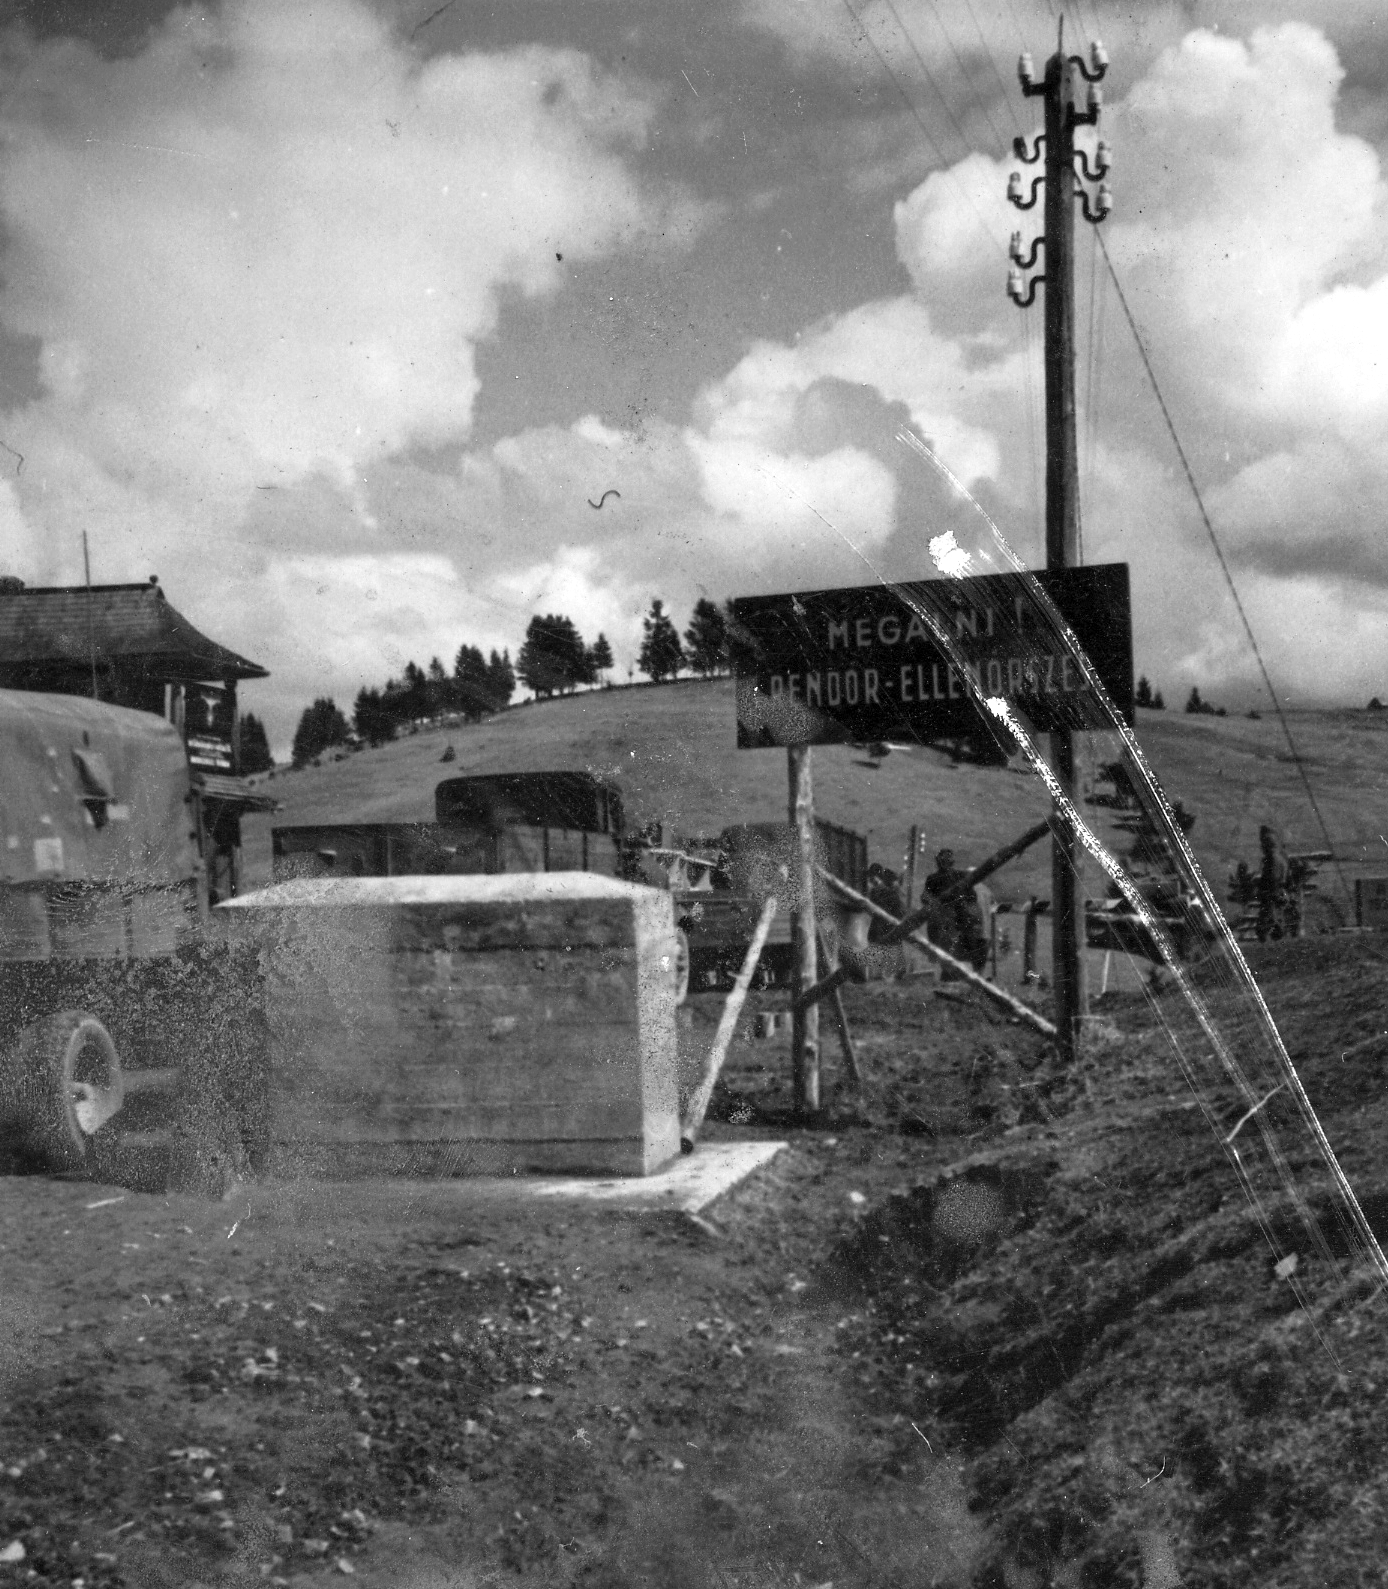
top-left (1009, 22), bottom-right (1110, 1063)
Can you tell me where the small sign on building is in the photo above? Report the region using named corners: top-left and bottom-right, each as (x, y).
top-left (731, 564), bottom-right (1133, 749)
top-left (186, 734), bottom-right (234, 771)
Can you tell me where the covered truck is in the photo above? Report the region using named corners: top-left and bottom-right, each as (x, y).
top-left (272, 772), bottom-right (869, 998)
top-left (0, 689), bottom-right (266, 1187)
top-left (272, 772), bottom-right (626, 882)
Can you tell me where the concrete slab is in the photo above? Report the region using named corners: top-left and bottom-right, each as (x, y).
top-left (238, 1142), bottom-right (789, 1230)
top-left (521, 1140), bottom-right (787, 1213)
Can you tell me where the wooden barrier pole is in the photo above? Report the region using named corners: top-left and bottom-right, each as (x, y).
top-left (680, 896), bottom-right (778, 1153)
top-left (816, 868), bottom-right (1057, 1039)
top-left (816, 925), bottom-right (862, 1092)
top-left (796, 818), bottom-right (1052, 1013)
top-left (788, 745), bottom-right (820, 1115)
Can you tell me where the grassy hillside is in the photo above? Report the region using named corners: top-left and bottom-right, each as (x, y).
top-left (241, 681), bottom-right (1388, 913)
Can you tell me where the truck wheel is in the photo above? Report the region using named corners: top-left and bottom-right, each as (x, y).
top-left (2, 1012), bottom-right (124, 1175)
top-left (673, 929), bottom-right (690, 1006)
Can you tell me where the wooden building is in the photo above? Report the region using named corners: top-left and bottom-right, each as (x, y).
top-left (0, 575), bottom-right (276, 899)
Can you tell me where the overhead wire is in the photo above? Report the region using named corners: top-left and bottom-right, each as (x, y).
top-left (842, 0), bottom-right (1051, 541)
top-left (905, 0), bottom-right (1012, 156)
top-left (838, 0), bottom-right (1011, 250)
top-left (959, 0), bottom-right (1028, 140)
top-left (897, 0), bottom-right (1050, 552)
top-left (1080, 220), bottom-right (1099, 561)
top-left (1092, 225), bottom-right (1352, 908)
top-left (1087, 224), bottom-right (1109, 519)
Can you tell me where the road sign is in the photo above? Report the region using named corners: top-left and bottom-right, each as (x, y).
top-left (732, 563), bottom-right (1133, 749)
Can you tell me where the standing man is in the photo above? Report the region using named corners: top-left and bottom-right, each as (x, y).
top-left (1256, 825), bottom-right (1288, 942)
top-left (924, 848), bottom-right (990, 973)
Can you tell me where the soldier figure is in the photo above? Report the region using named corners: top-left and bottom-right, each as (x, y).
top-left (1256, 825), bottom-right (1289, 942)
top-left (923, 848), bottom-right (990, 973)
top-left (865, 863), bottom-right (905, 943)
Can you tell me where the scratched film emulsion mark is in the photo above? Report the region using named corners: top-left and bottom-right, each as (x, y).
top-left (735, 424), bottom-right (1388, 1328)
top-left (902, 429), bottom-right (1388, 1319)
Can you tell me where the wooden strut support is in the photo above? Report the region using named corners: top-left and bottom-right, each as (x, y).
top-left (680, 895), bottom-right (779, 1153)
top-left (795, 818), bottom-right (1052, 1013)
top-left (816, 869), bottom-right (1058, 1040)
top-left (788, 745), bottom-right (820, 1116)
top-left (815, 925), bottom-right (863, 1092)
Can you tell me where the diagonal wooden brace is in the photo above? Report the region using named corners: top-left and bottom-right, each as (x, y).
top-left (796, 818), bottom-right (1052, 1014)
top-left (812, 869), bottom-right (1058, 1039)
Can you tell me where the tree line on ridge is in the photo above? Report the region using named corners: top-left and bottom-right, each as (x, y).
top-left (288, 596), bottom-right (734, 768)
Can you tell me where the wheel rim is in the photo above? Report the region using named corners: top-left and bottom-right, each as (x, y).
top-left (673, 930), bottom-right (690, 1005)
top-left (64, 1022), bottom-right (124, 1137)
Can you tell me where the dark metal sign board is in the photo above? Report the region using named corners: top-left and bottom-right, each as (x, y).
top-left (732, 563), bottom-right (1133, 748)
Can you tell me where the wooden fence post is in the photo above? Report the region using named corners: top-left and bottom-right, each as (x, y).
top-left (904, 823), bottom-right (919, 913)
top-left (788, 745), bottom-right (819, 1116)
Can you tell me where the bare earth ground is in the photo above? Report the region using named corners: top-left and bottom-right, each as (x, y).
top-left (4, 938), bottom-right (1388, 1589)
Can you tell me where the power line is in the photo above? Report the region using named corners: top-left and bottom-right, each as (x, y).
top-left (960, 0), bottom-right (1026, 131)
top-left (862, 0), bottom-right (988, 165)
top-left (908, 0), bottom-right (1013, 156)
top-left (881, 0), bottom-right (1047, 552)
top-left (838, 0), bottom-right (1010, 251)
top-left (1092, 226), bottom-right (1351, 905)
top-left (1081, 220), bottom-right (1102, 552)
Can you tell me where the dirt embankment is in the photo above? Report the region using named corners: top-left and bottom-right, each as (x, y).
top-left (814, 938), bottom-right (1388, 1589)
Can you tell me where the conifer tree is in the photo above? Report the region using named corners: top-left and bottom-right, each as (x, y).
top-left (684, 598), bottom-right (728, 677)
top-left (352, 687), bottom-right (395, 747)
top-left (517, 615), bottom-right (588, 697)
top-left (291, 698), bottom-right (349, 767)
top-left (238, 712), bottom-right (274, 774)
top-left (638, 599), bottom-right (684, 683)
top-left (587, 633), bottom-right (614, 684)
top-left (486, 649), bottom-right (516, 707)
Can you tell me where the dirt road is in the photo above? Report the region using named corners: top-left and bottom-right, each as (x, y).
top-left (0, 976), bottom-right (1039, 1589)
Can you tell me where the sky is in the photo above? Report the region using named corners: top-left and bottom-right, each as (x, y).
top-left (0, 0), bottom-right (1386, 750)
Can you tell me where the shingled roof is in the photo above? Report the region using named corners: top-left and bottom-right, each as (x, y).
top-left (0, 580), bottom-right (267, 683)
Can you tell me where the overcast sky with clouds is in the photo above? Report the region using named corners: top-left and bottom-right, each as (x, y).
top-left (0, 0), bottom-right (1385, 748)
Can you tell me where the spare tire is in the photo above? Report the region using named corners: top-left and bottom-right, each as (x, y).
top-left (0, 1012), bottom-right (124, 1175)
top-left (673, 928), bottom-right (690, 1007)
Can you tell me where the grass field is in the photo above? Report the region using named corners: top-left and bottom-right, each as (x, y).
top-left (243, 680), bottom-right (1388, 917)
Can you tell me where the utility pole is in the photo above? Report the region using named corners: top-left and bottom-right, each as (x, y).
top-left (1008, 21), bottom-right (1110, 1063)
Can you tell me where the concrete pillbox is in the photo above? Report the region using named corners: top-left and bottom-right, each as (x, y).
top-left (221, 873), bottom-right (681, 1177)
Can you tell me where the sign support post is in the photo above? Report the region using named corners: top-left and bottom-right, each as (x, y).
top-left (1015, 23), bottom-right (1111, 1063)
top-left (788, 744), bottom-right (820, 1115)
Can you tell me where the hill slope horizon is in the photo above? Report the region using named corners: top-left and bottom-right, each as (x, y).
top-left (241, 680), bottom-right (1388, 914)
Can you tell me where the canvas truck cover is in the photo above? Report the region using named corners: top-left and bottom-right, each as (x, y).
top-left (434, 772), bottom-right (624, 835)
top-left (0, 689), bottom-right (198, 888)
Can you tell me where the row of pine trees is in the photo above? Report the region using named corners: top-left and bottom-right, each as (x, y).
top-left (288, 597), bottom-right (734, 768)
